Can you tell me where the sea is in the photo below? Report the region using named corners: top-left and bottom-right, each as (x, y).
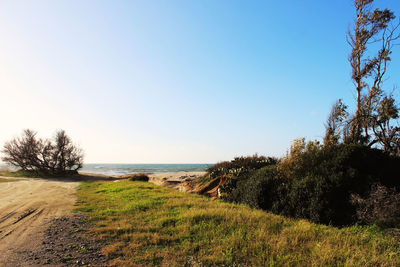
top-left (79, 163), bottom-right (212, 175)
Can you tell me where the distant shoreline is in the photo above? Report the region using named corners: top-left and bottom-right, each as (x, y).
top-left (80, 163), bottom-right (212, 176)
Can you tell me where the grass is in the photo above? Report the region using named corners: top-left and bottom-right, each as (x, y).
top-left (75, 180), bottom-right (400, 266)
top-left (0, 169), bottom-right (52, 178)
top-left (62, 255), bottom-right (74, 262)
top-left (0, 177), bottom-right (17, 182)
top-left (0, 170), bottom-right (36, 178)
top-left (0, 169), bottom-right (93, 180)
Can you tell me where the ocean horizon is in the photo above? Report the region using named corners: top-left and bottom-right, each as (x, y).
top-left (80, 163), bottom-right (213, 175)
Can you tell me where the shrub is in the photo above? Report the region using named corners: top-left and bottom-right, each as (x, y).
top-left (222, 141), bottom-right (400, 226)
top-left (277, 138), bottom-right (322, 179)
top-left (205, 155), bottom-right (278, 199)
top-left (1, 129), bottom-right (83, 175)
top-left (128, 173), bottom-right (149, 182)
top-left (207, 155), bottom-right (278, 178)
top-left (285, 143), bottom-right (400, 225)
top-left (223, 166), bottom-right (288, 213)
top-left (351, 184), bottom-right (400, 227)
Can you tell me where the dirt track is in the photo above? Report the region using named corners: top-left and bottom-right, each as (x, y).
top-left (0, 177), bottom-right (79, 266)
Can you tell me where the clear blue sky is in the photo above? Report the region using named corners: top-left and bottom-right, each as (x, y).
top-left (1, 0), bottom-right (400, 163)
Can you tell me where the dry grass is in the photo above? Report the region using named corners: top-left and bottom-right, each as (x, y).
top-left (0, 169), bottom-right (60, 178)
top-left (0, 177), bottom-right (17, 182)
top-left (75, 180), bottom-right (400, 266)
top-left (0, 170), bottom-right (37, 178)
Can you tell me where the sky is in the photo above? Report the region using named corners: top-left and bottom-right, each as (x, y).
top-left (1, 0), bottom-right (400, 164)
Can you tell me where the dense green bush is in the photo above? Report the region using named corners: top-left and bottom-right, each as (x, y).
top-left (280, 143), bottom-right (400, 225)
top-left (223, 166), bottom-right (286, 212)
top-left (221, 143), bottom-right (400, 226)
top-left (206, 155), bottom-right (277, 178)
top-left (128, 173), bottom-right (149, 182)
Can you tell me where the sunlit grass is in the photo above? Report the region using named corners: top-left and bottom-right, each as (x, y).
top-left (75, 180), bottom-right (400, 266)
top-left (0, 169), bottom-right (93, 180)
top-left (0, 170), bottom-right (34, 178)
top-left (0, 169), bottom-right (50, 178)
top-left (0, 177), bottom-right (17, 182)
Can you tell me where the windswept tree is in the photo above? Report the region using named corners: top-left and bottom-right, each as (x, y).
top-left (324, 0), bottom-right (400, 155)
top-left (347, 0), bottom-right (400, 147)
top-left (1, 129), bottom-right (83, 174)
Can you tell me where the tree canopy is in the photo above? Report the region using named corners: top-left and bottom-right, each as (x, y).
top-left (1, 129), bottom-right (84, 175)
top-left (324, 0), bottom-right (400, 156)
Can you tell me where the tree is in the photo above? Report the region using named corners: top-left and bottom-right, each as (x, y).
top-left (1, 129), bottom-right (43, 171)
top-left (346, 0), bottom-right (400, 149)
top-left (323, 99), bottom-right (348, 146)
top-left (369, 94), bottom-right (400, 155)
top-left (324, 0), bottom-right (400, 155)
top-left (1, 129), bottom-right (83, 174)
top-left (51, 130), bottom-right (84, 173)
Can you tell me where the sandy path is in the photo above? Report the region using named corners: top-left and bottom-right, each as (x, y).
top-left (0, 177), bottom-right (79, 266)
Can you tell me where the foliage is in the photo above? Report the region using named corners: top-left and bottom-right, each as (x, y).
top-left (370, 95), bottom-right (400, 155)
top-left (277, 138), bottom-right (321, 178)
top-left (202, 155), bottom-right (278, 199)
top-left (339, 0), bottom-right (400, 154)
top-left (222, 140), bottom-right (400, 226)
top-left (1, 129), bottom-right (84, 175)
top-left (223, 165), bottom-right (287, 213)
top-left (323, 99), bottom-right (348, 146)
top-left (75, 180), bottom-right (400, 266)
top-left (351, 184), bottom-right (400, 227)
top-left (128, 173), bottom-right (149, 182)
top-left (206, 154), bottom-right (277, 178)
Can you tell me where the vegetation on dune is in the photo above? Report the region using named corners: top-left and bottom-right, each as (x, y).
top-left (215, 141), bottom-right (400, 226)
top-left (206, 154), bottom-right (278, 179)
top-left (194, 155), bottom-right (277, 198)
top-left (75, 180), bottom-right (400, 266)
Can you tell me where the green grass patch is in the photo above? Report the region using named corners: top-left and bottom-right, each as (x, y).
top-left (76, 180), bottom-right (400, 266)
top-left (62, 255), bottom-right (74, 262)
